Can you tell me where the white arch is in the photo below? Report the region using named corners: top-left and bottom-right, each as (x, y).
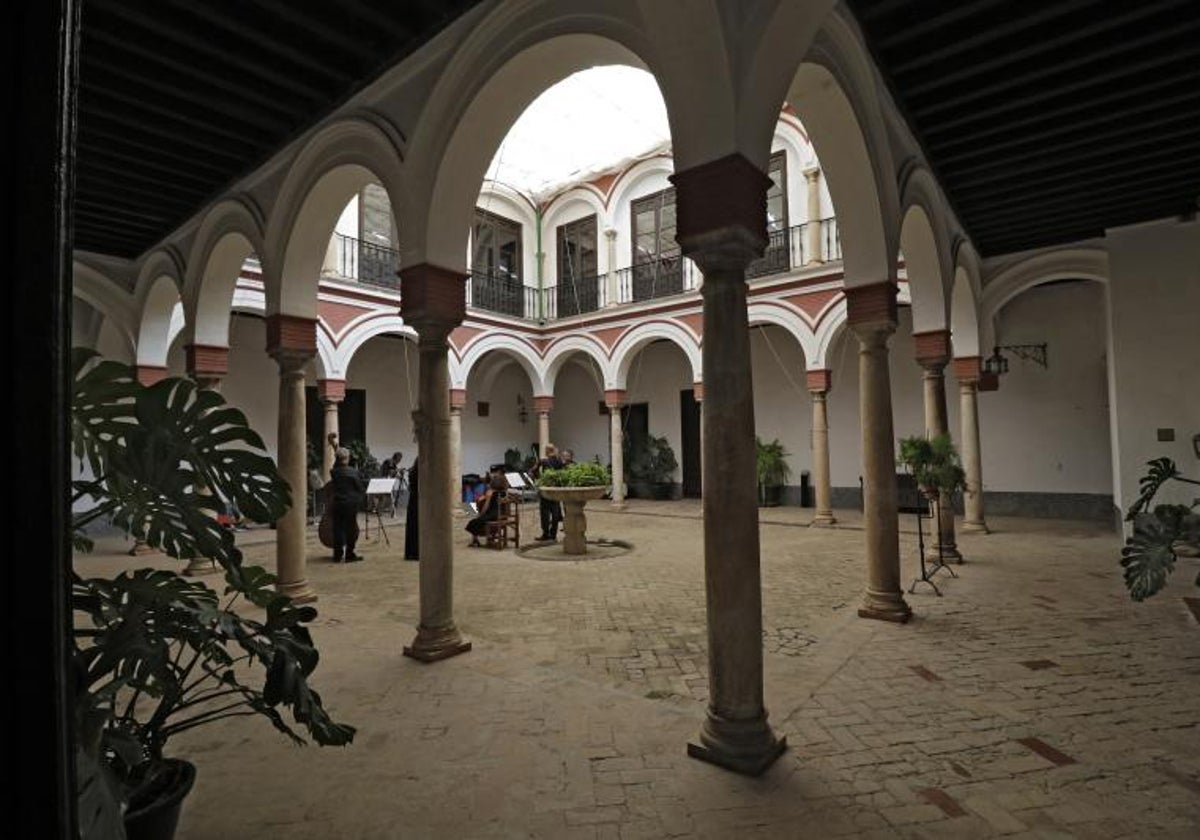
top-left (73, 260), bottom-right (138, 352)
top-left (982, 246), bottom-right (1109, 326)
top-left (227, 285), bottom-right (334, 380)
top-left (747, 300), bottom-right (819, 363)
top-left (135, 275), bottom-right (182, 367)
top-left (328, 313), bottom-right (418, 381)
top-left (899, 198), bottom-right (949, 333)
top-left (266, 114), bottom-right (406, 318)
top-left (543, 333), bottom-right (614, 392)
top-left (184, 196), bottom-right (267, 348)
top-left (610, 320), bottom-right (702, 389)
top-left (811, 297), bottom-right (847, 370)
top-left (455, 333), bottom-right (547, 394)
top-left (950, 265), bottom-right (982, 358)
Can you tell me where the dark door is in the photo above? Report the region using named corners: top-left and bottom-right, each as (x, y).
top-left (305, 386), bottom-right (367, 471)
top-left (680, 389), bottom-right (702, 497)
top-left (620, 402), bottom-right (649, 468)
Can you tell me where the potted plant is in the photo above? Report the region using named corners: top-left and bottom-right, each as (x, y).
top-left (1119, 457), bottom-right (1200, 601)
top-left (756, 437), bottom-right (792, 507)
top-left (536, 462), bottom-right (612, 554)
top-left (345, 439), bottom-right (378, 477)
top-left (897, 434), bottom-right (966, 500)
top-left (71, 350), bottom-right (354, 840)
top-left (624, 434), bottom-right (678, 500)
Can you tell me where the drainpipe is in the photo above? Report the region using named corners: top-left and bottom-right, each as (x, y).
top-left (535, 205), bottom-right (546, 323)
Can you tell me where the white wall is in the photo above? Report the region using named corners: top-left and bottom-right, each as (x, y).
top-left (750, 325), bottom-right (812, 481)
top-left (551, 360), bottom-right (609, 464)
top-left (1105, 219), bottom-right (1200, 514)
top-left (625, 340), bottom-right (692, 482)
top-left (461, 362), bottom-right (536, 474)
top-left (345, 335), bottom-right (417, 467)
top-left (95, 317), bottom-right (133, 365)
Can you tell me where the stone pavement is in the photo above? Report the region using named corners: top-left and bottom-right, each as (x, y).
top-left (79, 504), bottom-right (1200, 839)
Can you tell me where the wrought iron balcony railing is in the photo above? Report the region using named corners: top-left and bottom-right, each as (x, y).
top-left (550, 274), bottom-right (603, 318)
top-left (467, 271), bottom-right (531, 319)
top-left (332, 233), bottom-right (401, 291)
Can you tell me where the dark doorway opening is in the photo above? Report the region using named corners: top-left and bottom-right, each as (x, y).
top-left (306, 388), bottom-right (367, 467)
top-left (620, 402), bottom-right (649, 456)
top-left (680, 389), bottom-right (702, 497)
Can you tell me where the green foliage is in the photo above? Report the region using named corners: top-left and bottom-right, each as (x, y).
top-left (897, 434), bottom-right (966, 496)
top-left (71, 349), bottom-right (354, 833)
top-left (1120, 458), bottom-right (1200, 601)
top-left (537, 461), bottom-right (611, 488)
top-left (344, 439), bottom-right (378, 477)
top-left (756, 438), bottom-right (792, 488)
top-left (625, 434), bottom-right (678, 483)
top-left (504, 446), bottom-right (525, 471)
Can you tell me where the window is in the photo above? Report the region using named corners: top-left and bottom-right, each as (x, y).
top-left (630, 187), bottom-right (682, 300)
top-left (556, 214), bottom-right (599, 315)
top-left (766, 151), bottom-right (788, 233)
top-left (472, 208), bottom-right (522, 282)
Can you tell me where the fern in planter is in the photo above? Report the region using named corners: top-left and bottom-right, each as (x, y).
top-left (71, 350), bottom-right (354, 840)
top-left (1120, 457), bottom-right (1200, 601)
top-left (756, 438), bottom-right (792, 507)
top-left (897, 434), bottom-right (966, 498)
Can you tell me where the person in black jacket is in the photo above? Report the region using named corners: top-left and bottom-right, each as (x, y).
top-left (404, 457), bottom-right (419, 561)
top-left (330, 447), bottom-right (366, 563)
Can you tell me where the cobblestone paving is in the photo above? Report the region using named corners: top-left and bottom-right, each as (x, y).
top-left (80, 505), bottom-right (1200, 839)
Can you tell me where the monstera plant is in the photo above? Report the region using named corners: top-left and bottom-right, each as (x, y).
top-left (1119, 457), bottom-right (1200, 601)
top-left (71, 350), bottom-right (354, 840)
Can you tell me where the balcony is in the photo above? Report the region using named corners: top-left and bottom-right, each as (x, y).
top-left (332, 233), bottom-right (401, 291)
top-left (549, 274), bottom-right (603, 318)
top-left (467, 271), bottom-right (538, 319)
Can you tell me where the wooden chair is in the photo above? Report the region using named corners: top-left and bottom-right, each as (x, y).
top-left (485, 493), bottom-right (521, 549)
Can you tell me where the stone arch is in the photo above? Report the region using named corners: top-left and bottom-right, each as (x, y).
top-left (610, 319), bottom-right (702, 389)
top-left (330, 313), bottom-right (418, 381)
top-left (981, 246), bottom-right (1109, 327)
top-left (951, 239), bottom-right (985, 358)
top-left (747, 300), bottom-right (819, 363)
top-left (811, 297), bottom-right (848, 370)
top-left (898, 197), bottom-right (949, 333)
top-left (135, 275), bottom-right (182, 367)
top-left (73, 260), bottom-right (138, 352)
top-left (267, 115), bottom-right (405, 318)
top-left (227, 284), bottom-right (333, 384)
top-left (455, 333), bottom-right (547, 394)
top-left (183, 196), bottom-right (267, 348)
top-left (543, 334), bottom-right (614, 393)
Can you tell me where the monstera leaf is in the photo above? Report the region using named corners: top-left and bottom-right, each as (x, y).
top-left (1118, 458), bottom-right (1200, 601)
top-left (1126, 457), bottom-right (1181, 520)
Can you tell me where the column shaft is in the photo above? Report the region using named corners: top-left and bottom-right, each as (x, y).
top-left (921, 363), bottom-right (961, 561)
top-left (274, 357), bottom-right (316, 603)
top-left (805, 169), bottom-right (822, 264)
top-left (537, 411), bottom-right (551, 456)
top-left (322, 399), bottom-right (340, 478)
top-left (810, 389), bottom-right (836, 526)
top-left (608, 403), bottom-right (626, 509)
top-left (449, 404), bottom-right (463, 512)
top-left (960, 379), bottom-right (989, 533)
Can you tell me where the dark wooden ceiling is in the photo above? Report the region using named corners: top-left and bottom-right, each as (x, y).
top-left (846, 0), bottom-right (1200, 256)
top-left (76, 0), bottom-right (484, 259)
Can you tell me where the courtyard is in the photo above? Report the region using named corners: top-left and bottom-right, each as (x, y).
top-left (82, 505), bottom-right (1200, 839)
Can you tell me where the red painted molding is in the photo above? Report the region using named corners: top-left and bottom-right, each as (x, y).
top-left (533, 396), bottom-right (554, 413)
top-left (400, 263), bottom-right (466, 327)
top-left (691, 382), bottom-right (704, 402)
top-left (670, 153), bottom-right (771, 247)
top-left (265, 314), bottom-right (317, 357)
top-left (184, 343), bottom-right (229, 379)
top-left (953, 356), bottom-right (982, 383)
top-left (913, 330), bottom-right (951, 367)
top-left (136, 365), bottom-right (168, 386)
top-left (317, 378), bottom-right (346, 402)
top-left (449, 388), bottom-right (467, 408)
top-left (844, 282), bottom-right (898, 329)
top-left (806, 369), bottom-right (833, 393)
top-left (604, 389), bottom-right (628, 408)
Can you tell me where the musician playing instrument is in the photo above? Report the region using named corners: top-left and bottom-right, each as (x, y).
top-left (326, 434), bottom-right (366, 563)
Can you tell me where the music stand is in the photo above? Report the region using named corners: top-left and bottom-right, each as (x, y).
top-left (909, 492), bottom-right (957, 595)
top-left (364, 478), bottom-right (394, 545)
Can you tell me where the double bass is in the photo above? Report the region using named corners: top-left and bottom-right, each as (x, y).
top-left (318, 433), bottom-right (359, 549)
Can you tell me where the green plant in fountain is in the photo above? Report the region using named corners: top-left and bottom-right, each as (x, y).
top-left (897, 434), bottom-right (966, 497)
top-left (71, 350), bottom-right (354, 839)
top-left (537, 461), bottom-right (611, 488)
top-left (1120, 457), bottom-right (1200, 601)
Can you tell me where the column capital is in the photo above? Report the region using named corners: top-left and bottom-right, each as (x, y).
top-left (266, 314), bottom-right (317, 369)
top-left (604, 227), bottom-right (618, 240)
top-left (913, 329), bottom-right (951, 370)
top-left (533, 395), bottom-right (554, 414)
top-left (604, 389), bottom-right (627, 408)
top-left (806, 369), bottom-right (833, 394)
top-left (185, 343), bottom-right (229, 381)
top-left (317, 378), bottom-right (346, 403)
top-left (953, 356), bottom-right (982, 384)
top-left (449, 387), bottom-right (467, 408)
top-left (845, 282), bottom-right (898, 334)
top-left (671, 153), bottom-right (770, 266)
top-left (803, 167), bottom-right (821, 183)
top-left (136, 365), bottom-right (168, 387)
top-left (691, 382), bottom-right (704, 403)
top-left (400, 262), bottom-right (466, 336)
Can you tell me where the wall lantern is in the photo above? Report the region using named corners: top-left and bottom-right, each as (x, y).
top-left (984, 343), bottom-right (1048, 376)
top-left (516, 393), bottom-right (527, 424)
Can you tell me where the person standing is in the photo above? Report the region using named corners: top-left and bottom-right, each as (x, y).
top-left (404, 457), bottom-right (419, 561)
top-left (329, 447), bottom-right (366, 563)
top-left (533, 443), bottom-right (563, 541)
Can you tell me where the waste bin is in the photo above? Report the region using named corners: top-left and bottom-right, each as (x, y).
top-left (800, 470), bottom-right (812, 507)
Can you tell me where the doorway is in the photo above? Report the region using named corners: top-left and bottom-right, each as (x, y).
top-left (680, 389), bottom-right (701, 497)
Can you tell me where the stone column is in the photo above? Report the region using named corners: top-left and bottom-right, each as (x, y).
top-left (534, 396), bottom-right (553, 457)
top-left (806, 369), bottom-right (836, 527)
top-left (605, 389), bottom-right (627, 509)
top-left (266, 316), bottom-right (318, 604)
top-left (604, 228), bottom-right (619, 307)
top-left (914, 331), bottom-right (961, 562)
top-left (804, 168), bottom-right (822, 265)
top-left (400, 264), bottom-right (471, 662)
top-left (672, 153), bottom-right (785, 776)
top-left (693, 382), bottom-right (705, 494)
top-left (846, 283), bottom-right (911, 623)
top-left (317, 379), bottom-right (345, 479)
top-left (955, 357), bottom-right (990, 534)
top-left (183, 344), bottom-right (230, 576)
top-left (450, 388), bottom-right (466, 512)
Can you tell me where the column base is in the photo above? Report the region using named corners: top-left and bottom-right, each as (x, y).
top-left (403, 624), bottom-right (472, 663)
top-left (936, 544), bottom-right (964, 564)
top-left (961, 520), bottom-right (990, 534)
top-left (687, 710), bottom-right (787, 777)
top-left (810, 513), bottom-right (838, 528)
top-left (182, 557), bottom-right (221, 576)
top-left (277, 580), bottom-right (318, 604)
top-left (858, 589), bottom-right (912, 623)
top-left (610, 501), bottom-right (627, 511)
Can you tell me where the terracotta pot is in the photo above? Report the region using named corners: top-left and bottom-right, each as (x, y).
top-left (124, 759), bottom-right (196, 840)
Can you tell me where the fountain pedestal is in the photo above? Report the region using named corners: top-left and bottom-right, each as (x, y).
top-left (538, 486), bottom-right (610, 555)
